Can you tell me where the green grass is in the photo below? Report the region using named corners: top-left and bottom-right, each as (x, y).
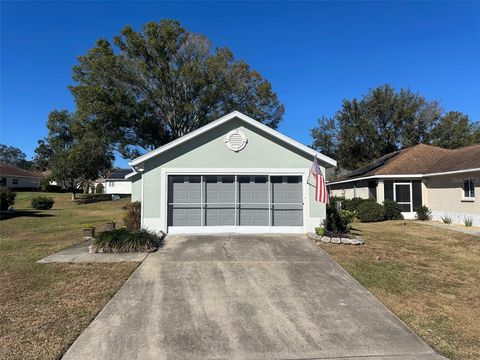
top-left (0, 192), bottom-right (138, 360)
top-left (318, 221), bottom-right (480, 360)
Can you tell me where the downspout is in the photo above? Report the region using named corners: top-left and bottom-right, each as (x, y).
top-left (132, 164), bottom-right (145, 229)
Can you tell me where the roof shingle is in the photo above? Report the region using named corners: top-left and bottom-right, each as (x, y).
top-left (330, 143), bottom-right (480, 183)
top-left (0, 162), bottom-right (44, 179)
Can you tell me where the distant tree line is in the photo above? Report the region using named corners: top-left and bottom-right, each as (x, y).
top-left (311, 84), bottom-right (480, 170)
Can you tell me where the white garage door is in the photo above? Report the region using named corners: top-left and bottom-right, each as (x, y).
top-left (167, 175), bottom-right (303, 232)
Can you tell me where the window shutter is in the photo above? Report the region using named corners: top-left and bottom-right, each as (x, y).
top-left (412, 180), bottom-right (422, 211)
top-left (384, 180), bottom-right (394, 201)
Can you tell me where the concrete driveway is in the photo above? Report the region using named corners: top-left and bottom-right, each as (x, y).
top-left (63, 235), bottom-right (445, 360)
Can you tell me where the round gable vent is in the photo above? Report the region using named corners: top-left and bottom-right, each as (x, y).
top-left (224, 129), bottom-right (247, 152)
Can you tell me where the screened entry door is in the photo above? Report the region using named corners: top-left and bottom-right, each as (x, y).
top-left (394, 182), bottom-right (412, 212)
top-left (167, 175), bottom-right (303, 230)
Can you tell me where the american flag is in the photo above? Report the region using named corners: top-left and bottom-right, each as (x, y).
top-left (311, 157), bottom-right (329, 204)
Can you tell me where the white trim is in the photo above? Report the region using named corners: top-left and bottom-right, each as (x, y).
top-left (129, 111), bottom-right (337, 167)
top-left (140, 170), bottom-right (145, 227)
top-left (125, 171), bottom-right (138, 179)
top-left (160, 167), bottom-right (312, 234)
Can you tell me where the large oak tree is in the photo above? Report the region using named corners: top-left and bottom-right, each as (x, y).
top-left (70, 20), bottom-right (284, 158)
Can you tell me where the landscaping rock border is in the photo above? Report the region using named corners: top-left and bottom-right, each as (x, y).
top-left (307, 232), bottom-right (364, 245)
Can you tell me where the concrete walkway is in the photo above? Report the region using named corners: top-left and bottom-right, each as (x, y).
top-left (37, 240), bottom-right (148, 263)
top-left (63, 235), bottom-right (446, 360)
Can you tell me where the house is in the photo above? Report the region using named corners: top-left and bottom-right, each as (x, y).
top-left (104, 168), bottom-right (132, 195)
top-left (328, 144), bottom-right (480, 225)
top-left (0, 162), bottom-right (43, 190)
top-left (127, 111), bottom-right (336, 234)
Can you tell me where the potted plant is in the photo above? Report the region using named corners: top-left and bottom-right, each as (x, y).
top-left (105, 220), bottom-right (116, 231)
top-left (83, 224), bottom-right (96, 238)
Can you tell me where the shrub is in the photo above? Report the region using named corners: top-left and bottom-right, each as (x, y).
top-left (357, 201), bottom-right (385, 222)
top-left (0, 187), bottom-right (16, 211)
top-left (383, 200), bottom-right (404, 220)
top-left (31, 196), bottom-right (55, 210)
top-left (315, 227), bottom-right (325, 236)
top-left (441, 215), bottom-right (452, 224)
top-left (416, 206), bottom-right (431, 221)
top-left (123, 201), bottom-right (141, 230)
top-left (341, 197), bottom-right (374, 212)
top-left (464, 217), bottom-right (473, 227)
top-left (40, 179), bottom-right (64, 193)
top-left (95, 183), bottom-right (104, 194)
top-left (91, 228), bottom-right (164, 253)
top-left (323, 206), bottom-right (354, 233)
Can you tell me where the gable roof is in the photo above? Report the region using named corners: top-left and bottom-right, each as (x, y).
top-left (0, 162), bottom-right (44, 179)
top-left (329, 143), bottom-right (480, 184)
top-left (129, 111), bottom-right (337, 168)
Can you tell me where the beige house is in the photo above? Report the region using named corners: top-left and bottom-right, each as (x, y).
top-left (0, 162), bottom-right (43, 190)
top-left (328, 144), bottom-right (480, 225)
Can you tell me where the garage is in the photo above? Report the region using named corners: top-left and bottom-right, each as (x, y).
top-left (167, 174), bottom-right (303, 232)
top-left (128, 111), bottom-right (336, 234)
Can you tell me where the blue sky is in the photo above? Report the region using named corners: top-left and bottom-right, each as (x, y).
top-left (2, 1), bottom-right (479, 167)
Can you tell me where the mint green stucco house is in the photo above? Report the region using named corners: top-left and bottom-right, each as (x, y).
top-left (127, 111), bottom-right (336, 234)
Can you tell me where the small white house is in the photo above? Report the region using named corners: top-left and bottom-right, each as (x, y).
top-left (105, 168), bottom-right (132, 195)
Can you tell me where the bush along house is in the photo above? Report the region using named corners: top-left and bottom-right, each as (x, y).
top-left (126, 111), bottom-right (336, 234)
top-left (328, 144), bottom-right (480, 225)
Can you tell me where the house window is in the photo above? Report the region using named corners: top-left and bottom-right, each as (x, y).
top-left (109, 181), bottom-right (115, 187)
top-left (0, 178), bottom-right (6, 186)
top-left (12, 179), bottom-right (19, 185)
top-left (463, 179), bottom-right (475, 199)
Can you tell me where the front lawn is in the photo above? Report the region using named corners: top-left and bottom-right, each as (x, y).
top-left (318, 221), bottom-right (480, 360)
top-left (0, 192), bottom-right (139, 360)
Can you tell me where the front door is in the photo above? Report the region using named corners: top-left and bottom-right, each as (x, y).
top-left (394, 182), bottom-right (412, 213)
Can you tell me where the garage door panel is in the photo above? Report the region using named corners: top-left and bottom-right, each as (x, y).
top-left (239, 204), bottom-right (269, 226)
top-left (271, 176), bottom-right (303, 226)
top-left (168, 176), bottom-right (201, 226)
top-left (205, 176), bottom-right (235, 203)
top-left (168, 205), bottom-right (201, 226)
top-left (169, 176), bottom-right (201, 204)
top-left (238, 176), bottom-right (268, 204)
top-left (272, 204), bottom-right (303, 226)
top-left (205, 205), bottom-right (235, 226)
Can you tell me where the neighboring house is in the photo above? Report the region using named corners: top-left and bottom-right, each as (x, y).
top-left (328, 144), bottom-right (480, 225)
top-left (127, 111), bottom-right (336, 234)
top-left (105, 168), bottom-right (133, 195)
top-left (0, 162), bottom-right (43, 190)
